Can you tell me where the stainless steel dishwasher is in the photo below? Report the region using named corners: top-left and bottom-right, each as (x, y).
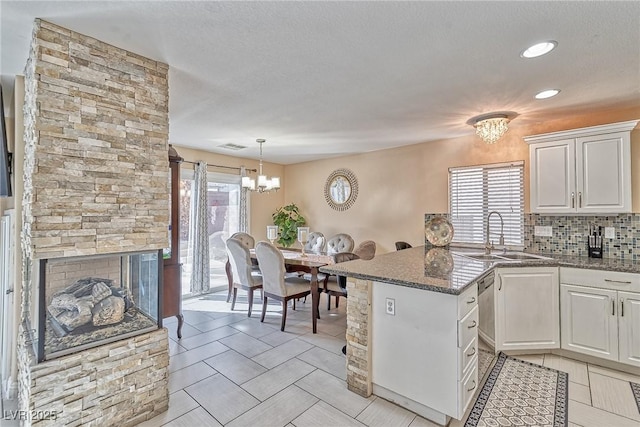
top-left (477, 272), bottom-right (495, 348)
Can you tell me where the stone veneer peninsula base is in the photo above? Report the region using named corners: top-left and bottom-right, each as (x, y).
top-left (18, 328), bottom-right (169, 426)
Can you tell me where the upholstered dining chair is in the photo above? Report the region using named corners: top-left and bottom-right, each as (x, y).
top-left (324, 252), bottom-right (360, 310)
top-left (230, 232), bottom-right (255, 249)
top-left (255, 241), bottom-right (311, 331)
top-left (304, 232), bottom-right (326, 253)
top-left (226, 238), bottom-right (263, 317)
top-left (326, 233), bottom-right (355, 255)
top-left (353, 240), bottom-right (376, 260)
top-left (395, 241), bottom-right (412, 251)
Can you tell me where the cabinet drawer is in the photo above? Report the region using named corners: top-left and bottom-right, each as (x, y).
top-left (561, 267), bottom-right (640, 293)
top-left (458, 285), bottom-right (478, 320)
top-left (459, 336), bottom-right (477, 376)
top-left (458, 358), bottom-right (479, 416)
top-left (458, 305), bottom-right (479, 348)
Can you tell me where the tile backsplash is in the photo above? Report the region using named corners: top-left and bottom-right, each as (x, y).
top-left (425, 213), bottom-right (640, 261)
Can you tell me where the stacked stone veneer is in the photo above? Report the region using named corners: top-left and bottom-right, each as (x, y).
top-left (345, 278), bottom-right (373, 397)
top-left (18, 326), bottom-right (168, 426)
top-left (23, 19), bottom-right (169, 260)
top-left (19, 20), bottom-right (170, 426)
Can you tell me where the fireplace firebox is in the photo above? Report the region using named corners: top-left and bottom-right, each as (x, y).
top-left (33, 249), bottom-right (163, 362)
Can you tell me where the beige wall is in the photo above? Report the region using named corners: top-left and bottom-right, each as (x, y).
top-left (284, 106), bottom-right (640, 254)
top-left (171, 145), bottom-right (285, 242)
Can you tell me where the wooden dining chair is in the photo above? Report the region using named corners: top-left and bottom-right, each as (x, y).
top-left (226, 238), bottom-right (263, 317)
top-left (395, 241), bottom-right (412, 251)
top-left (255, 241), bottom-right (311, 331)
top-left (354, 240), bottom-right (376, 260)
top-left (324, 252), bottom-right (360, 310)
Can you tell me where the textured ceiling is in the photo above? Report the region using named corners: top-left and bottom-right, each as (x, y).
top-left (1, 1), bottom-right (639, 164)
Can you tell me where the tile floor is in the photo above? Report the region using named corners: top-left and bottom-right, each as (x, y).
top-left (2, 289), bottom-right (640, 427)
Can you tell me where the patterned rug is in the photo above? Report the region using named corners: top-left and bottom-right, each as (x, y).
top-left (478, 348), bottom-right (496, 380)
top-left (631, 382), bottom-right (640, 414)
top-left (464, 353), bottom-right (568, 427)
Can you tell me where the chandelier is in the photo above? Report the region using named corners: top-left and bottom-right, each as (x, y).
top-left (474, 115), bottom-right (510, 144)
top-left (242, 139), bottom-right (280, 193)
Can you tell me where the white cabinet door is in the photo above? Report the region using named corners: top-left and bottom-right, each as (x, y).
top-left (495, 267), bottom-right (560, 351)
top-left (530, 139), bottom-right (575, 213)
top-left (560, 284), bottom-right (618, 361)
top-left (618, 291), bottom-right (640, 367)
top-left (576, 132), bottom-right (631, 213)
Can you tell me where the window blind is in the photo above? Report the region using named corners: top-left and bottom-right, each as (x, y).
top-left (449, 162), bottom-right (524, 246)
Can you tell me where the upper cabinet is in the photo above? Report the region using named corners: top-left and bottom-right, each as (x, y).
top-left (526, 120), bottom-right (638, 214)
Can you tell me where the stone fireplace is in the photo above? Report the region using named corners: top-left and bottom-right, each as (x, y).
top-left (18, 20), bottom-right (170, 426)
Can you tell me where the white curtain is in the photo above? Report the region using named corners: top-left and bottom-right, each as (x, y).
top-left (188, 162), bottom-right (210, 294)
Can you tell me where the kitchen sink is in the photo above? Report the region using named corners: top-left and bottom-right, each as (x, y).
top-left (453, 251), bottom-right (552, 262)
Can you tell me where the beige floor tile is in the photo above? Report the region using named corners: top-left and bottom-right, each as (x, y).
top-left (297, 331), bottom-right (346, 356)
top-left (219, 332), bottom-right (274, 358)
top-left (251, 338), bottom-right (314, 369)
top-left (568, 423), bottom-right (583, 427)
top-left (184, 373), bottom-right (259, 425)
top-left (169, 341), bottom-right (229, 373)
top-left (138, 390), bottom-right (199, 427)
top-left (169, 361), bottom-right (217, 394)
top-left (178, 325), bottom-right (239, 350)
top-left (192, 313), bottom-right (248, 332)
top-left (569, 381), bottom-right (592, 406)
top-left (409, 416), bottom-right (442, 427)
top-left (292, 400), bottom-right (366, 427)
top-left (168, 339), bottom-right (187, 356)
top-left (568, 399), bottom-right (640, 427)
top-left (543, 354), bottom-right (589, 385)
top-left (231, 318), bottom-right (280, 338)
top-left (162, 407), bottom-right (222, 427)
top-left (296, 346), bottom-right (347, 381)
top-left (205, 349), bottom-right (267, 385)
top-left (227, 385), bottom-right (318, 427)
top-left (241, 358), bottom-right (316, 401)
top-left (356, 397), bottom-right (417, 427)
top-left (588, 363), bottom-right (640, 384)
top-left (259, 329), bottom-right (298, 347)
top-left (295, 369), bottom-right (373, 418)
top-left (182, 310), bottom-right (216, 325)
top-left (589, 372), bottom-right (640, 421)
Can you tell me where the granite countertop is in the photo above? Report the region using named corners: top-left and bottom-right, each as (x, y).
top-left (318, 245), bottom-right (640, 295)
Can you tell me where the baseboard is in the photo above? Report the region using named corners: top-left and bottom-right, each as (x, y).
top-left (372, 384), bottom-right (449, 426)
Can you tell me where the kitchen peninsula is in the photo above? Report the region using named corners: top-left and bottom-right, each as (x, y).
top-left (320, 245), bottom-right (640, 425)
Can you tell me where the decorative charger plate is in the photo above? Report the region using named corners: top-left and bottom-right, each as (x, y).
top-left (425, 216), bottom-right (454, 246)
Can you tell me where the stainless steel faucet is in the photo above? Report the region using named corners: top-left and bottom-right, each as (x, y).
top-left (485, 211), bottom-right (505, 254)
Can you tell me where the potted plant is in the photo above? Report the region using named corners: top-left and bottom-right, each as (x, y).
top-left (272, 203), bottom-right (306, 247)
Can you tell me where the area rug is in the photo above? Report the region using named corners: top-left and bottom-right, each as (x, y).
top-left (631, 382), bottom-right (640, 414)
top-left (478, 348), bottom-right (496, 380)
top-left (464, 352), bottom-right (568, 427)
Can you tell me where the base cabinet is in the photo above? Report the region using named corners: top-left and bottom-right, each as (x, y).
top-left (495, 267), bottom-right (559, 351)
top-left (560, 267), bottom-right (640, 368)
top-left (618, 291), bottom-right (640, 366)
top-left (560, 284), bottom-right (618, 361)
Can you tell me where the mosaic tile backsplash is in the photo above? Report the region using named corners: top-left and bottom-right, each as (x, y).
top-left (425, 213), bottom-right (640, 261)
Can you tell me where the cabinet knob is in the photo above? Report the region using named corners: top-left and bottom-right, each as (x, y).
top-left (621, 299), bottom-right (624, 317)
top-left (467, 380), bottom-right (477, 392)
top-left (467, 297), bottom-right (476, 304)
top-left (467, 347), bottom-right (476, 357)
top-left (571, 192), bottom-right (575, 208)
top-left (468, 320), bottom-right (477, 329)
top-left (578, 192), bottom-right (582, 208)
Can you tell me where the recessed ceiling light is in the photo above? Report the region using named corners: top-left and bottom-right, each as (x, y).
top-left (521, 41), bottom-right (557, 58)
top-left (535, 89), bottom-right (560, 99)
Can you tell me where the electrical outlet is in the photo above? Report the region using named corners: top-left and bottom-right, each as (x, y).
top-left (605, 227), bottom-right (615, 239)
top-left (534, 226), bottom-right (553, 237)
top-left (385, 298), bottom-right (395, 316)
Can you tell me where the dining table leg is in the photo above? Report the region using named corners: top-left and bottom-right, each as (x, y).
top-left (311, 268), bottom-right (319, 333)
top-left (225, 259), bottom-right (233, 303)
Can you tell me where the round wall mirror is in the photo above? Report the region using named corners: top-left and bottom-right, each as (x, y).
top-left (325, 168), bottom-right (358, 211)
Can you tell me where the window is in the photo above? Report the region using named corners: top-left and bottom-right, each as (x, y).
top-left (449, 161), bottom-right (524, 247)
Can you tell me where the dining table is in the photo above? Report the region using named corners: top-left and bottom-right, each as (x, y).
top-left (226, 248), bottom-right (333, 333)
